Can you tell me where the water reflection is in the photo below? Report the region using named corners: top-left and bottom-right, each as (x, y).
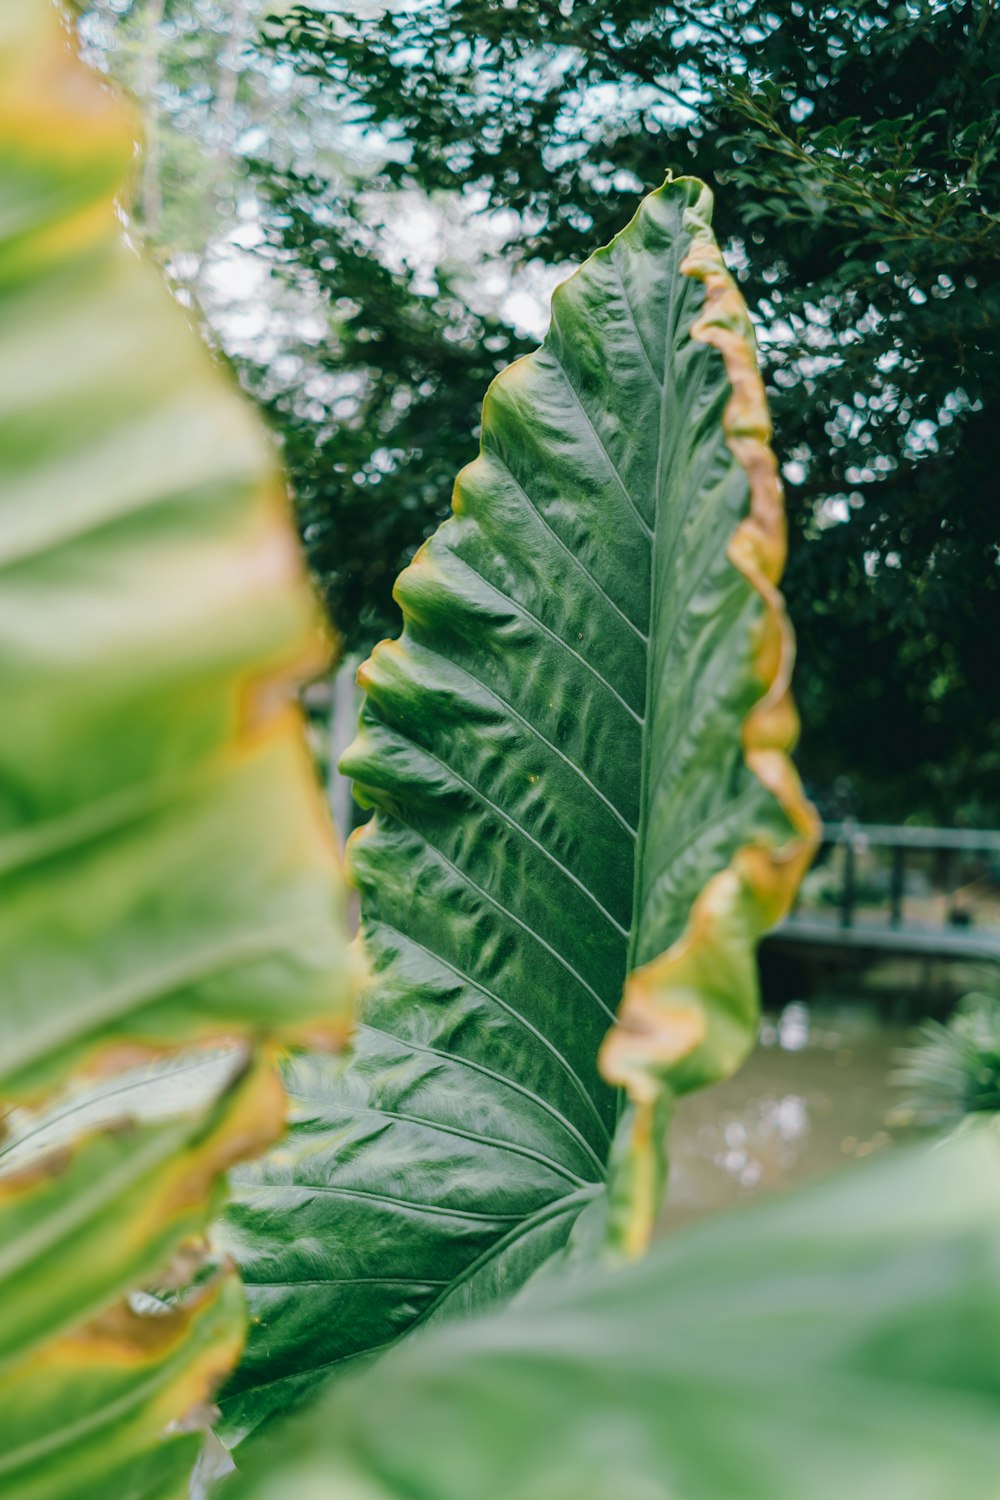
top-left (658, 999), bottom-right (919, 1233)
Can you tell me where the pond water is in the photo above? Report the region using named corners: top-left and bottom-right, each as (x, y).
top-left (658, 998), bottom-right (925, 1234)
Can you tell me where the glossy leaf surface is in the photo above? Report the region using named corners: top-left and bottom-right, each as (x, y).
top-left (0, 3), bottom-right (358, 1492)
top-left (222, 175), bottom-right (815, 1438)
top-left (230, 1130), bottom-right (1000, 1500)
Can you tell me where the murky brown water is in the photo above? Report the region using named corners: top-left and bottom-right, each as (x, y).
top-left (659, 999), bottom-right (924, 1233)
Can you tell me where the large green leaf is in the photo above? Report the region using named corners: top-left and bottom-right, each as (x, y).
top-left (221, 175), bottom-right (816, 1438)
top-left (228, 1129), bottom-right (1000, 1500)
top-left (0, 2), bottom-right (358, 1491)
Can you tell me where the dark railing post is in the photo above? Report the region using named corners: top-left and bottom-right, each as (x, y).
top-left (841, 837), bottom-right (856, 929)
top-left (889, 844), bottom-right (905, 929)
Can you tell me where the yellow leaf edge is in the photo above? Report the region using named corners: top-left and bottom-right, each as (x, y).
top-left (0, 1272), bottom-right (246, 1495)
top-left (598, 181), bottom-right (821, 1260)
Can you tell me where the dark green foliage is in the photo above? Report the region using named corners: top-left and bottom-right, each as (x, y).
top-left (252, 0), bottom-right (1000, 820)
top-left (245, 174), bottom-right (534, 649)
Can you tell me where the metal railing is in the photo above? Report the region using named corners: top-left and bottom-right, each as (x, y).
top-left (810, 821), bottom-right (1000, 933)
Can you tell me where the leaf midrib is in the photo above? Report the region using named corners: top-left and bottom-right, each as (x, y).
top-left (627, 221), bottom-right (708, 976)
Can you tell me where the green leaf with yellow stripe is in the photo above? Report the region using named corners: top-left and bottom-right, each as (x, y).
top-left (0, 1), bottom-right (359, 1491)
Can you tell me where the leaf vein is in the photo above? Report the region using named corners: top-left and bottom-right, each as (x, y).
top-left (377, 725), bottom-right (629, 940)
top-left (237, 1182), bottom-right (525, 1223)
top-left (546, 349), bottom-right (654, 540)
top-left (357, 1022), bottom-right (609, 1176)
top-left (609, 247), bottom-right (663, 387)
top-left (361, 922), bottom-right (613, 1147)
top-left (448, 550), bottom-right (644, 726)
top-left (486, 449), bottom-right (649, 641)
top-left (385, 810), bottom-right (619, 1025)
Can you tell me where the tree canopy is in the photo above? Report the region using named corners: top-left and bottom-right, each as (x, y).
top-left (83, 0), bottom-right (1000, 823)
top-left (256, 0), bottom-right (1000, 822)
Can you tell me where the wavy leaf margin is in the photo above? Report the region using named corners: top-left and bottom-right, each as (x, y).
top-left (598, 189), bottom-right (820, 1258)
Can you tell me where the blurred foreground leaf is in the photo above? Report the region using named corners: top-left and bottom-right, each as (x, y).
top-left (230, 1130), bottom-right (1000, 1500)
top-left (0, 2), bottom-right (359, 1492)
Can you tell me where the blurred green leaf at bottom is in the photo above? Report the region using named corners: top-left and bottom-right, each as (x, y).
top-left (228, 1128), bottom-right (1000, 1500)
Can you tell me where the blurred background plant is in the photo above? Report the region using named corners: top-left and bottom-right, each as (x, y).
top-left (894, 990), bottom-right (1000, 1125)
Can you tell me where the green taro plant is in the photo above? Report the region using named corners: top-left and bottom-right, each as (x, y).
top-left (217, 134), bottom-right (819, 1442)
top-left (4, 6), bottom-right (1000, 1499)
